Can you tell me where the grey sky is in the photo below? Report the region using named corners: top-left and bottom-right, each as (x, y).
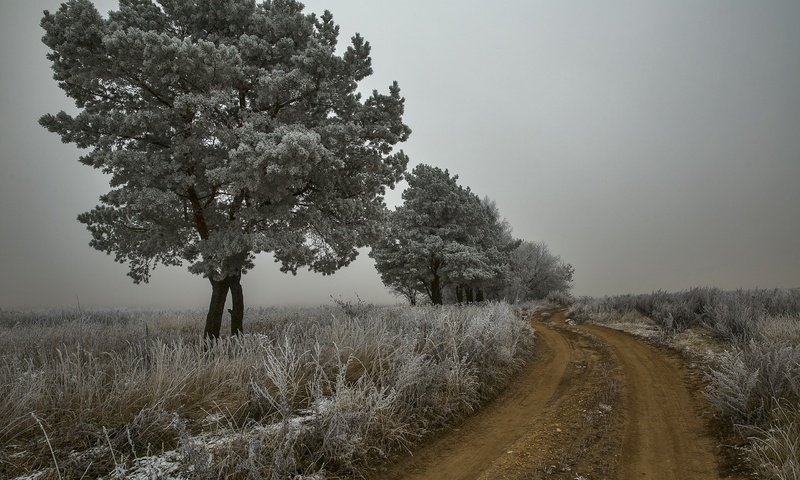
top-left (1, 1), bottom-right (798, 308)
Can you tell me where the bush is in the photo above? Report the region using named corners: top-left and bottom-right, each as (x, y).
top-left (545, 290), bottom-right (575, 307)
top-left (706, 315), bottom-right (800, 423)
top-left (704, 314), bottom-right (800, 480)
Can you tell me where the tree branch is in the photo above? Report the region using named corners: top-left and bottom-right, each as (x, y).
top-left (187, 186), bottom-right (210, 240)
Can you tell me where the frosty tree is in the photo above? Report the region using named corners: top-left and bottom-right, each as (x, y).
top-left (370, 165), bottom-right (509, 305)
top-left (452, 197), bottom-right (519, 302)
top-left (504, 241), bottom-right (574, 302)
top-left (40, 0), bottom-right (410, 338)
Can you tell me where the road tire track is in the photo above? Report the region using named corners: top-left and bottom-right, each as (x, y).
top-left (580, 323), bottom-right (721, 479)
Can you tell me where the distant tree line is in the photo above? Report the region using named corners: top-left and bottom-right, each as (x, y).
top-left (370, 164), bottom-right (574, 305)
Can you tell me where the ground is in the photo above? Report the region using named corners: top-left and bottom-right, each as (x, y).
top-left (371, 309), bottom-right (745, 480)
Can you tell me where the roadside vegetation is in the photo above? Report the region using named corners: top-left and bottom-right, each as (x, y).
top-left (0, 301), bottom-right (534, 479)
top-left (568, 287), bottom-right (800, 480)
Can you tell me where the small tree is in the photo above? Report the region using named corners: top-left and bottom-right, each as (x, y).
top-left (367, 229), bottom-right (424, 305)
top-left (505, 241), bottom-right (574, 302)
top-left (40, 0), bottom-right (410, 338)
top-left (370, 165), bottom-right (506, 305)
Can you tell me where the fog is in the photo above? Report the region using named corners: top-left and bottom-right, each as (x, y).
top-left (1, 0), bottom-right (798, 308)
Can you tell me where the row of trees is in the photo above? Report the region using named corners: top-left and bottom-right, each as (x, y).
top-left (370, 165), bottom-right (573, 305)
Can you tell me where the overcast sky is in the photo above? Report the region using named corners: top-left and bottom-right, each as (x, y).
top-left (1, 0), bottom-right (798, 309)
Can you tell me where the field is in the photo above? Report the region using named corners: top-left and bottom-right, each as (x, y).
top-left (3, 289), bottom-right (798, 480)
top-left (0, 302), bottom-right (534, 479)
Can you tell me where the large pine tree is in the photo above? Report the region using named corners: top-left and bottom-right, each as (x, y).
top-left (40, 0), bottom-right (410, 337)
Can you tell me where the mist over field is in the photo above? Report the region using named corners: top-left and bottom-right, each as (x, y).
top-left (1, 0), bottom-right (799, 310)
top-left (1, 2), bottom-right (799, 479)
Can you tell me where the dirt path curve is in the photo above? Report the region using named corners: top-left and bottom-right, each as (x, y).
top-left (373, 310), bottom-right (572, 480)
top-left (581, 323), bottom-right (720, 479)
top-left (373, 309), bottom-right (732, 480)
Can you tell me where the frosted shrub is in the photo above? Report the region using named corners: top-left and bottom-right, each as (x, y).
top-left (707, 315), bottom-right (800, 423)
top-left (702, 291), bottom-right (763, 342)
top-left (385, 341), bottom-right (451, 427)
top-left (545, 290), bottom-right (575, 307)
top-left (651, 301), bottom-right (691, 334)
top-left (705, 349), bottom-right (761, 422)
top-left (565, 293), bottom-right (625, 324)
top-left (705, 314), bottom-right (800, 479)
top-left (755, 288), bottom-right (800, 317)
top-left (310, 372), bottom-right (405, 471)
top-left (701, 289), bottom-right (800, 343)
top-left (248, 334), bottom-right (311, 420)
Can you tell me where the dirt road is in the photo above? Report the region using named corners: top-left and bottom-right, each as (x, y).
top-left (373, 309), bottom-right (733, 480)
top-left (582, 323), bottom-right (720, 479)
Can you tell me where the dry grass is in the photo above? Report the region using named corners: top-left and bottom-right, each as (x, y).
top-left (0, 302), bottom-right (534, 479)
top-left (744, 402), bottom-right (800, 480)
top-left (569, 287), bottom-right (800, 341)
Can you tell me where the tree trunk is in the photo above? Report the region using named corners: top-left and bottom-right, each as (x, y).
top-left (476, 289), bottom-right (484, 302)
top-left (430, 273), bottom-right (443, 305)
top-left (204, 277), bottom-right (230, 340)
top-left (407, 288), bottom-right (417, 306)
top-left (465, 287), bottom-right (474, 303)
top-left (229, 274), bottom-right (244, 336)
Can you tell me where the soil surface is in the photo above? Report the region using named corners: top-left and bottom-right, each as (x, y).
top-left (372, 309), bottom-right (742, 480)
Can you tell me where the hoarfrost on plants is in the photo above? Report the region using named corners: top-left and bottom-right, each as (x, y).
top-left (0, 302), bottom-right (534, 478)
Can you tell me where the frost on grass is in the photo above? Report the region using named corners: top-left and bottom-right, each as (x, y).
top-left (110, 450), bottom-right (182, 480)
top-left (0, 302), bottom-right (534, 479)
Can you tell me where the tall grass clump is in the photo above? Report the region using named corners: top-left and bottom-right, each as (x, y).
top-left (746, 402), bottom-right (800, 480)
top-left (0, 302), bottom-right (533, 479)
